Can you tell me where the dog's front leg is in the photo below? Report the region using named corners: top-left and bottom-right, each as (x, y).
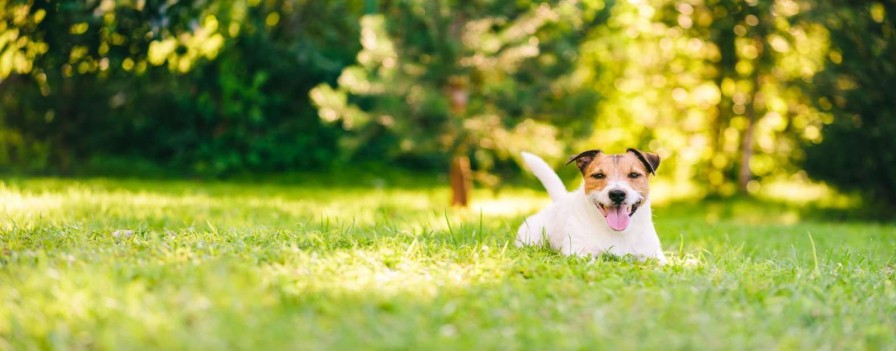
top-left (558, 235), bottom-right (590, 258)
top-left (654, 251), bottom-right (668, 265)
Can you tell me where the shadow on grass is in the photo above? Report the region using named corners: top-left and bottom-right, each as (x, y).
top-left (655, 194), bottom-right (892, 224)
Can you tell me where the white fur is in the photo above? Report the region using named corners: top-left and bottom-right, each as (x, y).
top-left (521, 152), bottom-right (566, 202)
top-left (516, 152), bottom-right (666, 263)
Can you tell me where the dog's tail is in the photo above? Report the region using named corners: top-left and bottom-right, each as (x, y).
top-left (521, 152), bottom-right (566, 202)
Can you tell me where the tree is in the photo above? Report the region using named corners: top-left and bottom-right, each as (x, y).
top-left (0, 0), bottom-right (363, 175)
top-left (311, 0), bottom-right (605, 206)
top-left (804, 1), bottom-right (896, 206)
top-left (582, 0), bottom-right (828, 196)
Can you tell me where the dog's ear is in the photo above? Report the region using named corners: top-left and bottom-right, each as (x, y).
top-left (566, 150), bottom-right (601, 173)
top-left (627, 148), bottom-right (660, 175)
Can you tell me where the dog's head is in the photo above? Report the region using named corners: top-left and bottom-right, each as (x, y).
top-left (567, 148), bottom-right (660, 232)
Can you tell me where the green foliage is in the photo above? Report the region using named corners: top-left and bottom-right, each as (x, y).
top-left (804, 1), bottom-right (896, 206)
top-left (0, 0), bottom-right (893, 204)
top-left (580, 0), bottom-right (829, 195)
top-left (0, 0), bottom-right (362, 175)
top-left (144, 1), bottom-right (359, 175)
top-left (311, 0), bottom-right (605, 173)
top-left (1, 178), bottom-right (895, 349)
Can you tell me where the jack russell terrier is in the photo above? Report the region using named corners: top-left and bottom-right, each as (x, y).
top-left (516, 149), bottom-right (667, 263)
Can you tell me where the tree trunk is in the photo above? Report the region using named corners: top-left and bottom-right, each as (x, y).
top-left (712, 25), bottom-right (736, 195)
top-left (739, 35), bottom-right (765, 194)
top-left (447, 76), bottom-right (470, 206)
top-left (450, 155), bottom-right (472, 206)
top-left (738, 113), bottom-right (755, 193)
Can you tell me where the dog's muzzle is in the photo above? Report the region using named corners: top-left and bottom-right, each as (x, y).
top-left (595, 199), bottom-right (642, 231)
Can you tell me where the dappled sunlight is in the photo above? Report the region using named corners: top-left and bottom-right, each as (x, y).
top-left (259, 246), bottom-right (514, 299)
top-left (469, 195), bottom-right (548, 217)
top-left (0, 179), bottom-right (453, 230)
top-left (757, 179), bottom-right (855, 207)
top-left (648, 180), bottom-right (705, 205)
top-left (1, 176), bottom-right (860, 238)
top-left (664, 253), bottom-right (705, 270)
top-left (0, 188), bottom-right (63, 215)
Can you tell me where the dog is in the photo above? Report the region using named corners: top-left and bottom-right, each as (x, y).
top-left (516, 149), bottom-right (666, 263)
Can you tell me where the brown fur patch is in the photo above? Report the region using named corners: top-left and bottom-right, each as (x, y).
top-left (566, 150), bottom-right (601, 173)
top-left (580, 152), bottom-right (653, 200)
top-left (627, 148), bottom-right (660, 175)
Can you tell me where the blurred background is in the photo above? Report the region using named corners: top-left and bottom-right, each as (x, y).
top-left (0, 0), bottom-right (893, 209)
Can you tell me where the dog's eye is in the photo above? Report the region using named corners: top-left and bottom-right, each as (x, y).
top-left (628, 172), bottom-right (642, 179)
top-left (591, 173), bottom-right (606, 179)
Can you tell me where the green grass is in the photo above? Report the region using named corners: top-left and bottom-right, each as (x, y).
top-left (1, 177), bottom-right (895, 350)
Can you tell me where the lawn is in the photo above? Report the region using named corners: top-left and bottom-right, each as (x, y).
top-left (1, 176), bottom-right (894, 350)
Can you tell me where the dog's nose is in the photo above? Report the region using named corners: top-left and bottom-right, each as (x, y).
top-left (608, 190), bottom-right (626, 204)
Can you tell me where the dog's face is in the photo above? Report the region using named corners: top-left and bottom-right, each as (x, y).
top-left (567, 148), bottom-right (660, 231)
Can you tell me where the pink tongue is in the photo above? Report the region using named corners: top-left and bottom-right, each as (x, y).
top-left (606, 206), bottom-right (630, 231)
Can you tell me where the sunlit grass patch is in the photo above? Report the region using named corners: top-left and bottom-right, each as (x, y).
top-left (1, 177), bottom-right (895, 350)
top-left (261, 244), bottom-right (514, 298)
